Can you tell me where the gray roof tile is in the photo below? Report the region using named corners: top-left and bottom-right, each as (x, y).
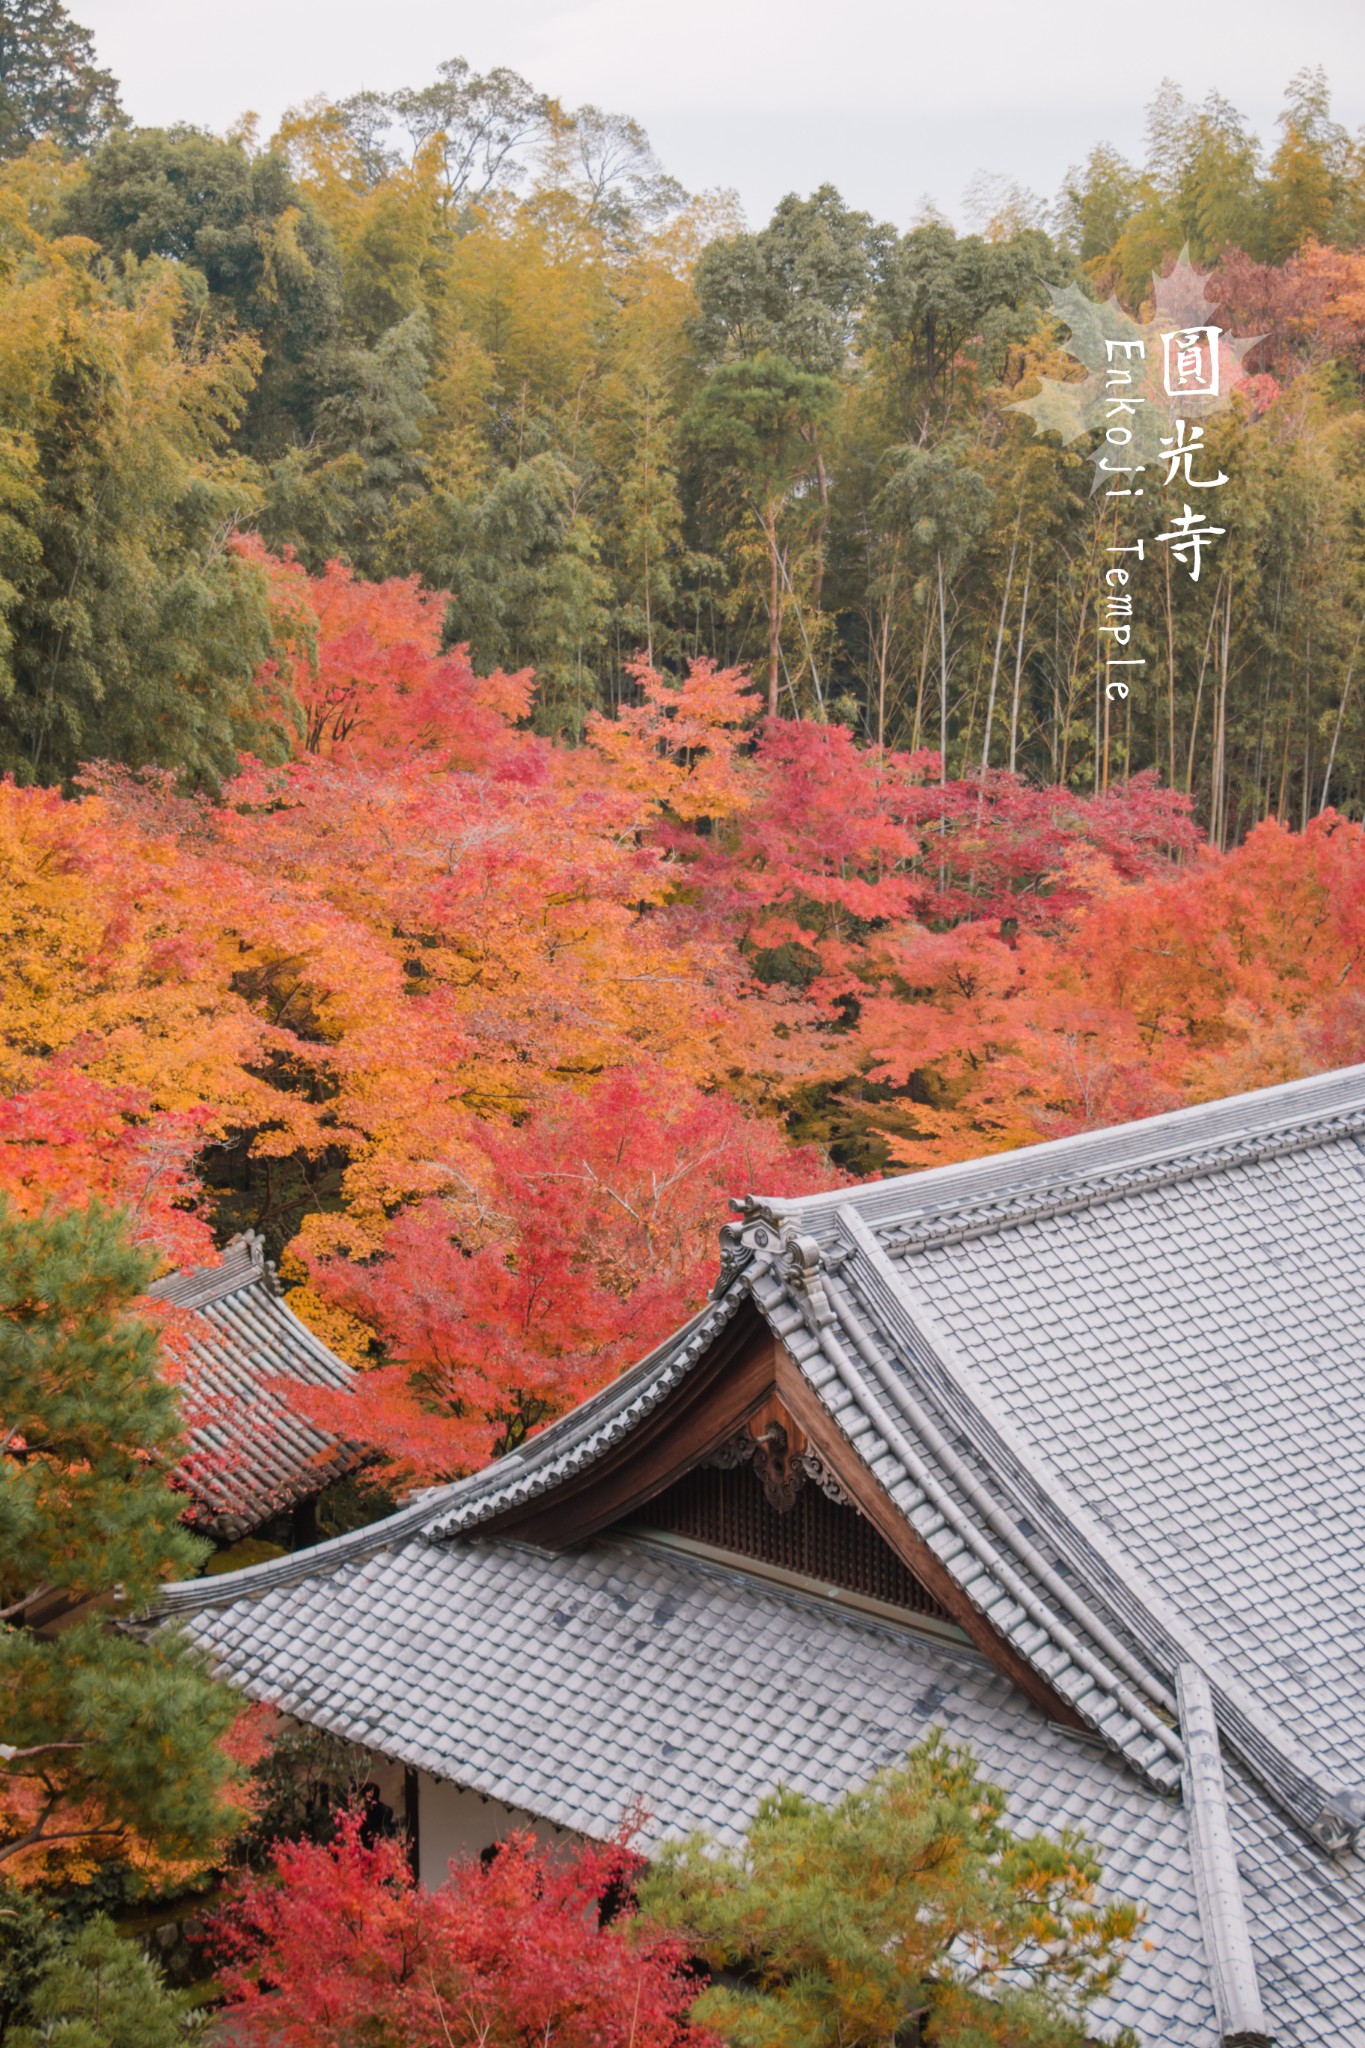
top-left (173, 1532), bottom-right (1225, 2041)
top-left (152, 1234), bottom-right (359, 1538)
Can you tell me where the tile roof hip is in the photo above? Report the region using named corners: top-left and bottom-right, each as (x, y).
top-left (1178, 1663), bottom-right (1273, 2048)
top-left (736, 1061), bottom-right (1365, 1242)
top-left (811, 1206), bottom-right (1365, 1856)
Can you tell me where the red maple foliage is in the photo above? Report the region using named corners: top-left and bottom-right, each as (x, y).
top-left (299, 1065), bottom-right (830, 1483)
top-left (214, 1811), bottom-right (715, 2048)
top-left (1215, 240), bottom-right (1365, 381)
top-left (851, 810), bottom-right (1365, 1164)
top-left (0, 1066), bottom-right (213, 1269)
top-left (671, 727), bottom-right (1198, 943)
top-left (238, 538), bottom-right (535, 767)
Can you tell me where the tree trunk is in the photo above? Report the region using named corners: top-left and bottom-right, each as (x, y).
top-left (1210, 578), bottom-right (1232, 849)
top-left (766, 508), bottom-right (781, 717)
top-left (1300, 635), bottom-right (1314, 831)
top-left (980, 519), bottom-right (1019, 777)
top-left (1185, 577), bottom-right (1223, 796)
top-left (776, 544), bottom-right (824, 717)
top-left (874, 555), bottom-right (899, 753)
top-left (912, 602), bottom-right (932, 755)
top-left (1009, 545), bottom-right (1032, 775)
top-left (1163, 546), bottom-right (1176, 791)
top-left (812, 443), bottom-right (830, 615)
top-left (937, 550), bottom-right (949, 786)
top-left (1318, 617), bottom-right (1365, 814)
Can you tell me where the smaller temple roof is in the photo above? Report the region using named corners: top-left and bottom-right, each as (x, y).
top-left (152, 1234), bottom-right (359, 1540)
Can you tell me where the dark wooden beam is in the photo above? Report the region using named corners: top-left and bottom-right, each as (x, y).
top-left (404, 1765), bottom-right (420, 1881)
top-left (771, 1346), bottom-right (1086, 1729)
top-left (488, 1303), bottom-right (783, 1546)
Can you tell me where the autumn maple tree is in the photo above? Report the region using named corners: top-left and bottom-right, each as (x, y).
top-left (6, 547), bottom-right (1365, 1486)
top-left (849, 810), bottom-right (1365, 1165)
top-left (215, 1812), bottom-right (714, 2048)
top-left (298, 1064), bottom-right (828, 1484)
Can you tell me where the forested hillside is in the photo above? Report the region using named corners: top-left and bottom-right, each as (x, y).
top-left (0, 46), bottom-right (1362, 818)
top-left (1, 9), bottom-right (1364, 1486)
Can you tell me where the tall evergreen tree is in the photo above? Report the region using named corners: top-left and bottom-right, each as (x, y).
top-left (60, 125), bottom-right (344, 457)
top-left (0, 0), bottom-right (122, 159)
top-left (683, 355), bottom-right (839, 714)
top-left (0, 1201), bottom-right (244, 1883)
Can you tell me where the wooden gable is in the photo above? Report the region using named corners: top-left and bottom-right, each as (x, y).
top-left (482, 1303), bottom-right (1085, 1729)
top-left (630, 1456), bottom-right (955, 1625)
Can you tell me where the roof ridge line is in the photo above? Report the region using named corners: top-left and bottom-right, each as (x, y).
top-left (802, 1309), bottom-right (1182, 1782)
top-left (837, 1205), bottom-right (1365, 1855)
top-left (149, 1485), bottom-right (459, 1616)
top-left (150, 1231), bottom-right (267, 1310)
top-left (826, 1228), bottom-right (1174, 1714)
top-left (424, 1291), bottom-right (746, 1542)
top-left (806, 1229), bottom-right (1180, 1778)
top-left (744, 1063), bottom-right (1365, 1231)
top-left (879, 1105), bottom-right (1365, 1257)
top-left (1177, 1663), bottom-right (1273, 2048)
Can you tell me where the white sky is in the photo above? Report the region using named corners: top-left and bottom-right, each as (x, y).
top-left (77, 0), bottom-right (1365, 228)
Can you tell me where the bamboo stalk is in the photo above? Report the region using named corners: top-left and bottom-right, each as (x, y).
top-left (980, 515), bottom-right (1020, 776)
top-left (1009, 543), bottom-right (1033, 775)
top-left (1318, 618), bottom-right (1365, 815)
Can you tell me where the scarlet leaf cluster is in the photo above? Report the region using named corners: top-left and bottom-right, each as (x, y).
top-left (214, 1812), bottom-right (714, 2048)
top-left (300, 1065), bottom-right (826, 1476)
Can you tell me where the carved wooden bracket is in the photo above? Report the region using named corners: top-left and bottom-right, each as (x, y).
top-left (703, 1395), bottom-right (852, 1514)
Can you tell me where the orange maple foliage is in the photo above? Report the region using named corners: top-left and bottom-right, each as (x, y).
top-left (238, 537), bottom-right (536, 764)
top-left (6, 549), bottom-right (1365, 1489)
top-left (855, 814), bottom-right (1365, 1164)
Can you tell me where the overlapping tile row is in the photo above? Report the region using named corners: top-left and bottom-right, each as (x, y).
top-left (848, 1133), bottom-right (1365, 1844)
top-left (152, 1234), bottom-right (360, 1538)
top-left (889, 1135), bottom-right (1365, 1795)
top-left (812, 1212), bottom-right (1364, 1854)
top-left (761, 1256), bottom-right (1184, 1792)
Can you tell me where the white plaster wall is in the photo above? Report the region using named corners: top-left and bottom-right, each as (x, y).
top-left (415, 1770), bottom-right (577, 1888)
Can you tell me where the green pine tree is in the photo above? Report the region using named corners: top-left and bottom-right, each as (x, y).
top-left (639, 1732), bottom-right (1141, 2048)
top-left (6, 1912), bottom-right (202, 2047)
top-left (0, 1202), bottom-right (244, 1884)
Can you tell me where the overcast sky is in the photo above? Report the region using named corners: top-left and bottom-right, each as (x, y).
top-left (76, 0), bottom-right (1365, 229)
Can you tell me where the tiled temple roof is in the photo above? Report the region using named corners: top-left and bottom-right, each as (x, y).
top-left (154, 1066), bottom-right (1365, 2045)
top-left (153, 1234), bottom-right (359, 1540)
